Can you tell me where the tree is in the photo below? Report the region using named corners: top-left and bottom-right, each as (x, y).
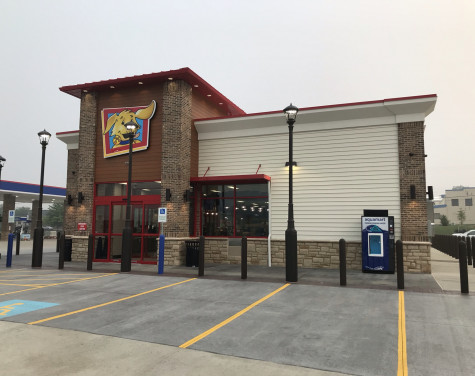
top-left (440, 215), bottom-right (449, 226)
top-left (15, 207), bottom-right (31, 217)
top-left (457, 209), bottom-right (466, 226)
top-left (43, 201), bottom-right (64, 229)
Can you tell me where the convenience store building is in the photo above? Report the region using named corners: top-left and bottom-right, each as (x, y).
top-left (57, 68), bottom-right (436, 273)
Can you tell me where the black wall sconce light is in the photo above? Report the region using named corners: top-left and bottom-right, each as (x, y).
top-left (285, 161), bottom-right (298, 167)
top-left (67, 194), bottom-right (73, 205)
top-left (426, 186), bottom-right (434, 200)
top-left (410, 185), bottom-right (416, 199)
top-left (78, 192), bottom-right (85, 205)
top-left (166, 188), bottom-right (172, 201)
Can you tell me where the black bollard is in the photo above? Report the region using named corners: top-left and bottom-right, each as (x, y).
top-left (241, 236), bottom-right (248, 280)
top-left (58, 232), bottom-right (65, 270)
top-left (466, 237), bottom-right (472, 266)
top-left (339, 239), bottom-right (346, 286)
top-left (16, 229), bottom-right (20, 256)
top-left (87, 234), bottom-right (93, 271)
top-left (396, 240), bottom-right (404, 290)
top-left (198, 236), bottom-right (205, 277)
top-left (56, 231), bottom-right (60, 253)
top-left (459, 241), bottom-right (469, 294)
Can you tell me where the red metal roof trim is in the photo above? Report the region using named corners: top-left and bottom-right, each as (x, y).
top-left (59, 67), bottom-right (245, 116)
top-left (194, 94), bottom-right (438, 122)
top-left (56, 130), bottom-right (79, 136)
top-left (190, 174), bottom-right (271, 183)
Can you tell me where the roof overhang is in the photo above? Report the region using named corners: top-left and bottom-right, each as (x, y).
top-left (195, 94), bottom-right (437, 140)
top-left (0, 180), bottom-right (66, 204)
top-left (59, 67), bottom-right (245, 117)
top-left (190, 174), bottom-right (270, 184)
top-left (56, 130), bottom-right (79, 150)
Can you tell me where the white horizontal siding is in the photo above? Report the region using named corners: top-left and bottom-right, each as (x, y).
top-left (199, 124), bottom-right (401, 241)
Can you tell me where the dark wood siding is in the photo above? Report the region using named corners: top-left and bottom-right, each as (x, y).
top-left (191, 90), bottom-right (228, 177)
top-left (95, 85), bottom-right (163, 183)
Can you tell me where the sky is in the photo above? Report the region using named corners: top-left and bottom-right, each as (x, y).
top-left (1, 0), bottom-right (474, 199)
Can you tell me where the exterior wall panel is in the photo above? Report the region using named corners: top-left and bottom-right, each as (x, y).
top-left (199, 124), bottom-right (401, 241)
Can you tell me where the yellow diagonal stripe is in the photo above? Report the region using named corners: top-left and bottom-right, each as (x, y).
top-left (0, 273), bottom-right (117, 296)
top-left (180, 283), bottom-right (290, 349)
top-left (397, 291), bottom-right (408, 376)
top-left (28, 278), bottom-right (196, 325)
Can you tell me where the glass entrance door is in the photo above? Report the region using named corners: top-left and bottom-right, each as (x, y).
top-left (94, 199), bottom-right (160, 264)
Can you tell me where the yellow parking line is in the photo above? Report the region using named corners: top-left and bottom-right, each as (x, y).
top-left (0, 273), bottom-right (118, 296)
top-left (397, 291), bottom-right (408, 376)
top-left (0, 283), bottom-right (50, 287)
top-left (0, 278), bottom-right (89, 282)
top-left (180, 283), bottom-right (290, 349)
top-left (28, 278), bottom-right (197, 325)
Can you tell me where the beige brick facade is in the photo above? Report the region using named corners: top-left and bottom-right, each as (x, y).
top-left (398, 121), bottom-right (429, 242)
top-left (161, 81), bottom-right (193, 238)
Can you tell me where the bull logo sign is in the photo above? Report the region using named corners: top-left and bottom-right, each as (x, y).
top-left (101, 101), bottom-right (156, 158)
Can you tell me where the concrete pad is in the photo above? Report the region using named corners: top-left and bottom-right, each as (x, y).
top-left (0, 321), bottom-right (348, 376)
top-left (404, 292), bottom-right (475, 376)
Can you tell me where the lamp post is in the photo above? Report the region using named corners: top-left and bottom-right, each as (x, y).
top-left (283, 103), bottom-right (299, 282)
top-left (32, 129), bottom-right (51, 267)
top-left (121, 121), bottom-right (138, 272)
top-left (0, 155), bottom-right (5, 181)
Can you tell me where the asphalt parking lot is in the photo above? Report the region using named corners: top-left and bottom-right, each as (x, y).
top-left (1, 241), bottom-right (475, 375)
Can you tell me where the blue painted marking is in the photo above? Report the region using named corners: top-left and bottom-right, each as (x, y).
top-left (0, 300), bottom-right (58, 319)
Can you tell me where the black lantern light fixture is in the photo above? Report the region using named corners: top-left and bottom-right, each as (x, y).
top-left (32, 129), bottom-right (51, 268)
top-left (283, 103), bottom-right (299, 282)
top-left (0, 155), bottom-right (6, 181)
top-left (121, 121), bottom-right (138, 272)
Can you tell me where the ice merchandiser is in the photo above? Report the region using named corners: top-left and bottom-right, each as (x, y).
top-left (361, 213), bottom-right (395, 273)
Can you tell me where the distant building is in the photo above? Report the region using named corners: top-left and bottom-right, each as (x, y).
top-left (433, 186), bottom-right (475, 225)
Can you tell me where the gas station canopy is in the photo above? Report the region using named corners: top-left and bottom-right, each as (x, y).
top-left (0, 180), bottom-right (66, 204)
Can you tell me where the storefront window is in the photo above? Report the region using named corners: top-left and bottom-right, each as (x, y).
top-left (203, 198), bottom-right (234, 236)
top-left (132, 181), bottom-right (161, 196)
top-left (235, 198), bottom-right (269, 237)
top-left (201, 183), bottom-right (268, 237)
top-left (96, 183), bottom-right (126, 196)
top-left (95, 205), bottom-right (109, 233)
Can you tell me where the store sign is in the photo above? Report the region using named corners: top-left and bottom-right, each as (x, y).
top-left (101, 100), bottom-right (156, 158)
top-left (158, 208), bottom-right (167, 223)
top-left (77, 222), bottom-right (87, 231)
top-left (8, 210), bottom-right (15, 223)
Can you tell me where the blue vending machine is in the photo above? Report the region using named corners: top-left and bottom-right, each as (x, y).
top-left (361, 211), bottom-right (395, 273)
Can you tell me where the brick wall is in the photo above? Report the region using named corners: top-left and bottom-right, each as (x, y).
top-left (64, 92), bottom-right (97, 237)
top-left (161, 238), bottom-right (430, 273)
top-left (70, 236), bottom-right (88, 261)
top-left (398, 121), bottom-right (429, 241)
top-left (1, 194), bottom-right (15, 239)
top-left (161, 80), bottom-right (192, 237)
top-left (63, 148), bottom-right (79, 235)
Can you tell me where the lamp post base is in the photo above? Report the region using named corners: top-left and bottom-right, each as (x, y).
top-left (285, 227), bottom-right (298, 282)
top-left (121, 221), bottom-right (133, 272)
top-left (32, 228), bottom-right (44, 268)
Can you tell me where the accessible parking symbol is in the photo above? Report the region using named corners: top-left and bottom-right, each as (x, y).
top-left (0, 300), bottom-right (58, 318)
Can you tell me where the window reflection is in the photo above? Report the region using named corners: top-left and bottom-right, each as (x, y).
top-left (201, 183), bottom-right (268, 237)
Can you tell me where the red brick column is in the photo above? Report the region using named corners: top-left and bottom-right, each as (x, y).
top-left (398, 121), bottom-right (428, 241)
top-left (161, 80), bottom-right (192, 237)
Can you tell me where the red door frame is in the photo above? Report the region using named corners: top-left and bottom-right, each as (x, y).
top-left (93, 194), bottom-right (161, 264)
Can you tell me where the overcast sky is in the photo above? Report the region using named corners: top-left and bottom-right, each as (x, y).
top-left (1, 0), bottom-right (474, 198)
